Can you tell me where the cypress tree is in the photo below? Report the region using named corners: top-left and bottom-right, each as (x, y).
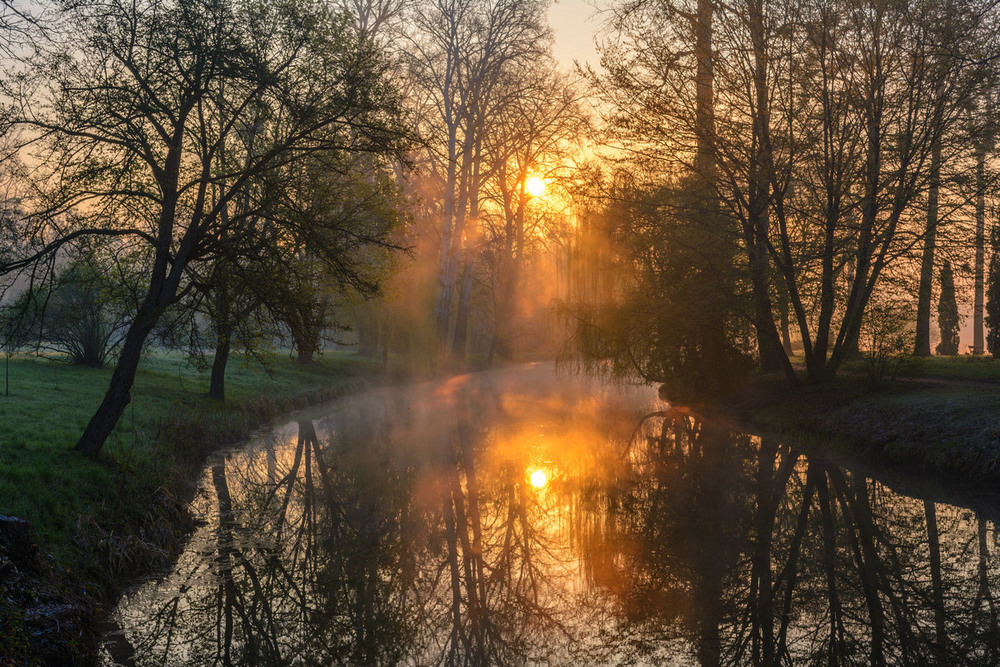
top-left (986, 226), bottom-right (1000, 356)
top-left (936, 261), bottom-right (960, 355)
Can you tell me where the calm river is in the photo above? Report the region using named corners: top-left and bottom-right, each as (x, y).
top-left (102, 364), bottom-right (1000, 665)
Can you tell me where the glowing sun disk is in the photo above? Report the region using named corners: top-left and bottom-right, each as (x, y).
top-left (529, 469), bottom-right (548, 488)
top-left (525, 176), bottom-right (546, 197)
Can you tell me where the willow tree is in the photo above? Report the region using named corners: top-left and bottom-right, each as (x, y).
top-left (4, 0), bottom-right (408, 455)
top-left (583, 0), bottom-right (752, 392)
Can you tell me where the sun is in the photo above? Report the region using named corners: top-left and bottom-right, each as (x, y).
top-left (529, 469), bottom-right (548, 488)
top-left (525, 176), bottom-right (546, 198)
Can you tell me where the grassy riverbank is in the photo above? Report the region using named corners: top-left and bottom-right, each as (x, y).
top-left (0, 349), bottom-right (391, 661)
top-left (720, 355), bottom-right (1000, 483)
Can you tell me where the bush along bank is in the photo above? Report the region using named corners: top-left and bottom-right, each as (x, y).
top-left (0, 352), bottom-right (392, 665)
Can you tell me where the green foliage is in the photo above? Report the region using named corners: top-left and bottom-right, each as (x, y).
top-left (563, 176), bottom-right (754, 398)
top-left (987, 225), bottom-right (1000, 357)
top-left (266, 153), bottom-right (406, 361)
top-left (859, 295), bottom-right (917, 391)
top-left (2, 0), bottom-right (412, 454)
top-left (935, 261), bottom-right (960, 356)
top-left (14, 247), bottom-right (136, 367)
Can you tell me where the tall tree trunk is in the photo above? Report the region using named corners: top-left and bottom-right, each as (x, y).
top-left (75, 299), bottom-right (164, 455)
top-left (975, 144), bottom-right (987, 354)
top-left (209, 328), bottom-right (231, 402)
top-left (694, 0), bottom-right (715, 178)
top-left (211, 101), bottom-right (232, 401)
top-left (75, 134), bottom-right (192, 455)
top-left (488, 258), bottom-right (517, 367)
top-left (357, 302), bottom-right (379, 357)
top-left (452, 135), bottom-right (482, 362)
top-left (451, 253), bottom-right (475, 362)
top-left (747, 0), bottom-right (797, 384)
top-left (487, 161), bottom-right (525, 367)
top-left (915, 138), bottom-right (943, 356)
top-left (434, 124), bottom-right (461, 342)
top-left (780, 298), bottom-right (793, 356)
top-left (296, 343), bottom-right (315, 364)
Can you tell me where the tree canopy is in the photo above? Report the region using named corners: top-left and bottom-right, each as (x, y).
top-left (1, 0), bottom-right (410, 454)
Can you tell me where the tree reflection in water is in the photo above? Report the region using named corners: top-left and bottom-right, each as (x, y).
top-left (108, 368), bottom-right (1000, 665)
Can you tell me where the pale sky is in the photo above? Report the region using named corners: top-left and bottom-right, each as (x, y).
top-left (548, 0), bottom-right (602, 72)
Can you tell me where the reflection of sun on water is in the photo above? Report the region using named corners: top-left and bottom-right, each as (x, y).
top-left (529, 469), bottom-right (548, 488)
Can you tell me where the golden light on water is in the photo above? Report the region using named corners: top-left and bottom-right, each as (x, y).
top-left (525, 176), bottom-right (546, 198)
top-left (529, 469), bottom-right (548, 488)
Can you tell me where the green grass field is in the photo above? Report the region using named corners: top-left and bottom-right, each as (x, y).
top-left (0, 349), bottom-right (385, 567)
top-left (790, 352), bottom-right (1000, 383)
top-left (890, 354), bottom-right (1000, 382)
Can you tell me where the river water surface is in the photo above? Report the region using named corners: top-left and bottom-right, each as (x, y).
top-left (102, 364), bottom-right (1000, 665)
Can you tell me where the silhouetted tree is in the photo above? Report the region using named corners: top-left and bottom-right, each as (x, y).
top-left (594, 0), bottom-right (1000, 385)
top-left (480, 67), bottom-right (584, 365)
top-left (406, 0), bottom-right (550, 354)
top-left (936, 261), bottom-right (960, 355)
top-left (2, 0), bottom-right (409, 455)
top-left (12, 247), bottom-right (137, 367)
top-left (985, 225), bottom-right (1000, 356)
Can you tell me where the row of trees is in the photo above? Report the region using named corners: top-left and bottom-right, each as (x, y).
top-left (0, 0), bottom-right (592, 456)
top-left (567, 0), bottom-right (1000, 391)
top-left (394, 0), bottom-right (585, 364)
top-left (18, 0), bottom-right (1000, 454)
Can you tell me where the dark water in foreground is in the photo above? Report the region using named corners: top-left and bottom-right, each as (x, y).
top-left (103, 364), bottom-right (1000, 665)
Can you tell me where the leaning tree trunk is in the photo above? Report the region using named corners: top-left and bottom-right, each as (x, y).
top-left (75, 303), bottom-right (162, 455)
top-left (75, 225), bottom-right (186, 456)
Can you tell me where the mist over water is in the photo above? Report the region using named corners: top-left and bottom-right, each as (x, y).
top-left (104, 365), bottom-right (1000, 665)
